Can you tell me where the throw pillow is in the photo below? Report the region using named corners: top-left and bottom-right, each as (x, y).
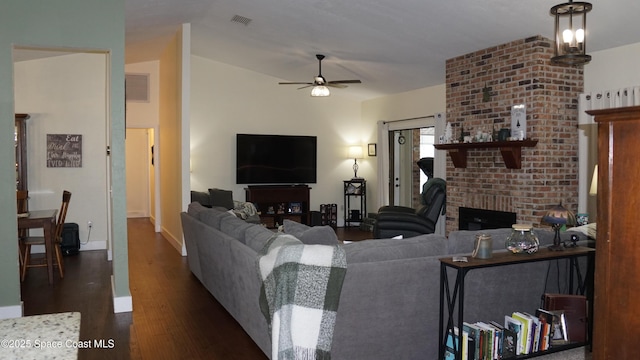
top-left (190, 190), bottom-right (212, 207)
top-left (208, 188), bottom-right (234, 210)
top-left (283, 219), bottom-right (339, 245)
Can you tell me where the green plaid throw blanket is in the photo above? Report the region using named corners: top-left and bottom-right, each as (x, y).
top-left (257, 234), bottom-right (347, 360)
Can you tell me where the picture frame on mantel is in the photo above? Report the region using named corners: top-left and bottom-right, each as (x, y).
top-left (368, 143), bottom-right (377, 156)
top-left (511, 104), bottom-right (526, 140)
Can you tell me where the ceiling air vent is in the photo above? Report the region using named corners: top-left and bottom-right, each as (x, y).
top-left (125, 73), bottom-right (149, 102)
top-left (231, 14), bottom-right (252, 26)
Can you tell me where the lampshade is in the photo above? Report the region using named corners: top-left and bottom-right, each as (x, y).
top-left (589, 164), bottom-right (598, 195)
top-left (310, 85), bottom-right (330, 97)
top-left (348, 145), bottom-right (363, 159)
top-left (550, 0), bottom-right (592, 66)
top-left (542, 203), bottom-right (576, 226)
top-left (543, 202), bottom-right (576, 251)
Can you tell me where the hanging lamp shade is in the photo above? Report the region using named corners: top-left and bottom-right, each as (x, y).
top-left (550, 0), bottom-right (593, 66)
top-left (310, 85), bottom-right (330, 97)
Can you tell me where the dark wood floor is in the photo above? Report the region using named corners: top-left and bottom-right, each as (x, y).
top-left (20, 218), bottom-right (373, 359)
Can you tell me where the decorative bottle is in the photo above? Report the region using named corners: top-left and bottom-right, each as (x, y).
top-left (505, 224), bottom-right (539, 254)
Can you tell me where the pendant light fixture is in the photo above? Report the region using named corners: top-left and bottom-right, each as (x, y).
top-left (550, 0), bottom-right (593, 66)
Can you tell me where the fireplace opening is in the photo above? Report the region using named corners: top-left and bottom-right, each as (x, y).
top-left (458, 207), bottom-right (517, 230)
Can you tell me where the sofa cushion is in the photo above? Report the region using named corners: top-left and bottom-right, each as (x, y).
top-left (208, 188), bottom-right (234, 210)
top-left (245, 225), bottom-right (276, 252)
top-left (190, 191), bottom-right (212, 207)
top-left (343, 233), bottom-right (447, 264)
top-left (283, 219), bottom-right (339, 245)
top-left (220, 216), bottom-right (254, 244)
top-left (187, 201), bottom-right (210, 220)
top-left (199, 207), bottom-right (234, 230)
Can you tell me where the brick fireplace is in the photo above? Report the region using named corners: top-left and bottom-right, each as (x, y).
top-left (443, 36), bottom-right (582, 233)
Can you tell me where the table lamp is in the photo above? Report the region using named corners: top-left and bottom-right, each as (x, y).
top-left (348, 145), bottom-right (363, 179)
top-left (542, 202), bottom-right (576, 251)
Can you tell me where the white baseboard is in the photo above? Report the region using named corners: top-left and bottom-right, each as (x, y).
top-left (110, 276), bottom-right (132, 313)
top-left (161, 226), bottom-right (184, 255)
top-left (0, 303), bottom-right (23, 319)
top-left (80, 240), bottom-right (107, 251)
top-left (30, 240), bottom-right (107, 254)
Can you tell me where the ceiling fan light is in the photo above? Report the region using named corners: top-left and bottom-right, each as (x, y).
top-left (311, 86), bottom-right (330, 97)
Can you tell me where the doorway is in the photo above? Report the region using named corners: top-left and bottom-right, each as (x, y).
top-left (376, 114), bottom-right (446, 234)
top-left (389, 127), bottom-right (435, 207)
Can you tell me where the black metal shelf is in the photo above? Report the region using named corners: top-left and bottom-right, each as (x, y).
top-left (438, 247), bottom-right (595, 360)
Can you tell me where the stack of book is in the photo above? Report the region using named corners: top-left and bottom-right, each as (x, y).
top-left (444, 308), bottom-right (570, 360)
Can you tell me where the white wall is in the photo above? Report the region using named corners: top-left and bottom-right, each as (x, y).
top-left (585, 42), bottom-right (640, 91)
top-left (190, 55), bottom-right (370, 223)
top-left (14, 52), bottom-right (109, 251)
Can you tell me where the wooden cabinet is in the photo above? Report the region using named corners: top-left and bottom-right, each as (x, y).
top-left (245, 185), bottom-right (311, 228)
top-left (15, 114), bottom-right (29, 191)
top-left (587, 106), bottom-right (640, 360)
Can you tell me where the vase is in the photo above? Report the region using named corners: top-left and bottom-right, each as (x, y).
top-left (506, 224), bottom-right (539, 254)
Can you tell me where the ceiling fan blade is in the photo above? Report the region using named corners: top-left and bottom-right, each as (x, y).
top-left (279, 82), bottom-right (313, 85)
top-left (328, 79), bottom-right (362, 84)
top-left (327, 83), bottom-right (348, 89)
top-left (297, 85), bottom-right (313, 90)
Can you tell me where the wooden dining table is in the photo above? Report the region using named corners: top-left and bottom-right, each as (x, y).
top-left (18, 209), bottom-right (57, 284)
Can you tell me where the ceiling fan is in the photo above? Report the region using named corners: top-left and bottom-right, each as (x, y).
top-left (279, 54), bottom-right (361, 96)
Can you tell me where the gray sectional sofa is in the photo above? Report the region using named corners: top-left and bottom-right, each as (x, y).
top-left (181, 202), bottom-right (593, 360)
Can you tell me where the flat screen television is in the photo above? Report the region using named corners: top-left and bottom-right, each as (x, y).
top-left (236, 134), bottom-right (317, 184)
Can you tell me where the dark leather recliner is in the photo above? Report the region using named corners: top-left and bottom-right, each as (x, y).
top-left (373, 178), bottom-right (446, 238)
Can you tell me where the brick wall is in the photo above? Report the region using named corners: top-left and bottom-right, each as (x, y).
top-left (443, 36), bottom-right (583, 233)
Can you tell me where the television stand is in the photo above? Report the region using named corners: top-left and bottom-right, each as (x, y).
top-left (245, 185), bottom-right (311, 228)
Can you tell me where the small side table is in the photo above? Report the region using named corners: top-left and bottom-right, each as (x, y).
top-left (343, 179), bottom-right (366, 227)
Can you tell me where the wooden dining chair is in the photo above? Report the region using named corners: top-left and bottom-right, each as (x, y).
top-left (17, 190), bottom-right (29, 214)
top-left (21, 190), bottom-right (71, 281)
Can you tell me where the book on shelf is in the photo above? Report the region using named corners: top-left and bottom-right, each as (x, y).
top-left (522, 312), bottom-right (541, 353)
top-left (444, 326), bottom-right (460, 360)
top-left (475, 322), bottom-right (498, 360)
top-left (543, 293), bottom-right (587, 343)
top-left (548, 310), bottom-right (569, 346)
top-left (504, 315), bottom-right (523, 356)
top-left (488, 321), bottom-right (506, 358)
top-left (463, 322), bottom-right (481, 360)
top-left (511, 312), bottom-right (533, 355)
top-left (535, 308), bottom-right (555, 351)
top-left (500, 319), bottom-right (518, 358)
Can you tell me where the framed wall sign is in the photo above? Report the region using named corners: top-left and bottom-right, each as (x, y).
top-left (47, 134), bottom-right (82, 168)
top-left (511, 104), bottom-right (526, 140)
top-left (368, 143), bottom-right (377, 156)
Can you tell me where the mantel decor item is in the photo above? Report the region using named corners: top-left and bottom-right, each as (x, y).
top-left (542, 202), bottom-right (576, 251)
top-left (550, 0), bottom-right (593, 66)
top-left (506, 224), bottom-right (540, 254)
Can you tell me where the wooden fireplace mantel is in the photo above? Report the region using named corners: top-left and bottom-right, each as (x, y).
top-left (434, 139), bottom-right (538, 169)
